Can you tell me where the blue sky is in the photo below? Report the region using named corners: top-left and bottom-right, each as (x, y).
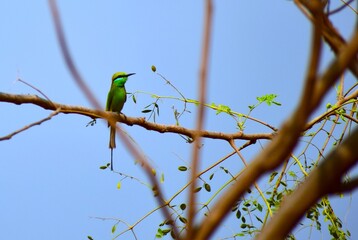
top-left (1, 1), bottom-right (357, 239)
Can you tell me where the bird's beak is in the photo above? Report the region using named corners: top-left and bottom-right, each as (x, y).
top-left (126, 73), bottom-right (136, 77)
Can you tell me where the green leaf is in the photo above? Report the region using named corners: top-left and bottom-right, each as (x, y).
top-left (112, 224), bottom-right (116, 233)
top-left (234, 233), bottom-right (245, 237)
top-left (288, 171), bottom-right (297, 178)
top-left (179, 216), bottom-right (187, 224)
top-left (269, 172), bottom-right (278, 182)
top-left (178, 166), bottom-right (187, 171)
top-left (99, 165), bottom-right (108, 170)
top-left (180, 203), bottom-right (186, 210)
top-left (209, 173), bottom-right (214, 180)
top-left (162, 229), bottom-right (170, 235)
top-left (142, 109), bottom-right (152, 113)
top-left (215, 104), bottom-right (231, 115)
top-left (204, 183), bottom-right (211, 192)
top-left (160, 173), bottom-right (165, 183)
top-left (232, 205), bottom-right (238, 212)
top-left (155, 103), bottom-right (160, 115)
top-left (236, 210), bottom-right (241, 219)
top-left (272, 101), bottom-right (282, 106)
top-left (194, 187), bottom-right (202, 193)
top-left (87, 236), bottom-right (94, 240)
top-left (151, 65), bottom-right (157, 72)
top-left (237, 121), bottom-right (245, 131)
top-left (132, 94), bottom-right (137, 104)
top-left (255, 215), bottom-right (263, 223)
top-left (165, 219), bottom-right (173, 225)
top-left (220, 166), bottom-right (229, 174)
top-left (156, 228), bottom-right (163, 238)
top-left (256, 94), bottom-right (280, 106)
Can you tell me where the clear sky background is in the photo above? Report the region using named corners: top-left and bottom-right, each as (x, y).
top-left (1, 1), bottom-right (357, 239)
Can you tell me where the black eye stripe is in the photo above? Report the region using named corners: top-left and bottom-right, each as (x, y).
top-left (112, 73), bottom-right (135, 81)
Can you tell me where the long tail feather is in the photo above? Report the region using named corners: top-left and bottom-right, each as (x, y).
top-left (110, 148), bottom-right (113, 171)
top-left (109, 125), bottom-right (116, 149)
top-left (109, 125), bottom-right (116, 171)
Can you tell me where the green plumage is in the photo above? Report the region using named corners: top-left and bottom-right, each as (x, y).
top-left (106, 72), bottom-right (135, 170)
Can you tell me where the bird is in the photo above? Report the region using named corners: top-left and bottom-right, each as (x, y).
top-left (106, 72), bottom-right (135, 170)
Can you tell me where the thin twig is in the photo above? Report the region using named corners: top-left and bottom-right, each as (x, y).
top-left (296, 0), bottom-right (358, 80)
top-left (328, 0), bottom-right (357, 15)
top-left (17, 78), bottom-right (55, 107)
top-left (228, 140), bottom-right (273, 218)
top-left (0, 109), bottom-right (60, 141)
top-left (156, 72), bottom-right (188, 119)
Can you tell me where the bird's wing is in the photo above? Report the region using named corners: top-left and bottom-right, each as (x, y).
top-left (106, 86), bottom-right (114, 111)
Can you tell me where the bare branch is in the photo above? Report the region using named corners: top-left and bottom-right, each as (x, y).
top-left (48, 0), bottom-right (101, 110)
top-left (17, 78), bottom-right (54, 106)
top-left (0, 109), bottom-right (60, 141)
top-left (0, 92), bottom-right (273, 142)
top-left (296, 0), bottom-right (358, 80)
top-left (187, 1), bottom-right (213, 238)
top-left (328, 177), bottom-right (358, 194)
top-left (305, 89), bottom-right (358, 130)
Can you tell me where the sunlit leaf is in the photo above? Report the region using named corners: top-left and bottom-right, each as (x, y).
top-left (112, 224), bottom-right (116, 233)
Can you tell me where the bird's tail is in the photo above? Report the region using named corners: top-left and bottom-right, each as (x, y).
top-left (109, 125), bottom-right (116, 149)
top-left (109, 125), bottom-right (116, 171)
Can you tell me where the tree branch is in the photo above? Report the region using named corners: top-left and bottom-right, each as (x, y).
top-left (187, 0), bottom-right (213, 238)
top-left (193, 2), bottom-right (358, 238)
top-left (296, 0), bottom-right (358, 80)
top-left (257, 126), bottom-right (358, 239)
top-left (0, 109), bottom-right (60, 141)
top-left (0, 92), bottom-right (273, 142)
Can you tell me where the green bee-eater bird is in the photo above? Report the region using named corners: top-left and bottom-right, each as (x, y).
top-left (106, 72), bottom-right (135, 170)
